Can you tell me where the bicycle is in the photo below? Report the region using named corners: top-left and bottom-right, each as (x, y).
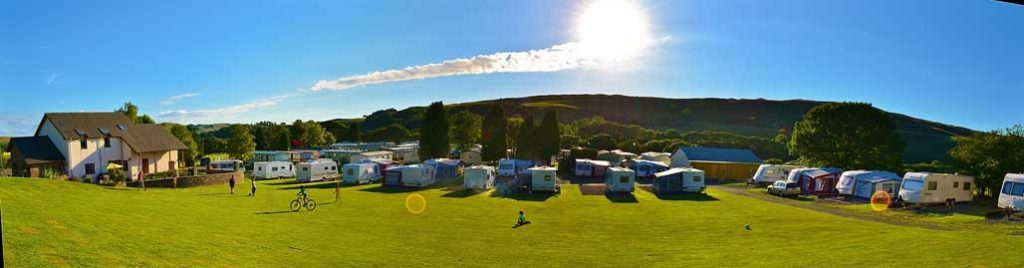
top-left (290, 194), bottom-right (317, 212)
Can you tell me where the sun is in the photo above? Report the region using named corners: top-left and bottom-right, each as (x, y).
top-left (576, 0), bottom-right (654, 62)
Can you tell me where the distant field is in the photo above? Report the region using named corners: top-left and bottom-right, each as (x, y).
top-left (1, 177), bottom-right (1022, 267)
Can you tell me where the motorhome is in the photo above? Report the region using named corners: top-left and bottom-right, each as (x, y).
top-left (998, 173), bottom-right (1024, 211)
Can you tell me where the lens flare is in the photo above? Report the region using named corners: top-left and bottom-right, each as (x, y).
top-left (870, 191), bottom-right (892, 212)
top-left (405, 193), bottom-right (427, 214)
top-left (576, 0), bottom-right (654, 62)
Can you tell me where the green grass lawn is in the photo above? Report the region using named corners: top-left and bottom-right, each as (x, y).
top-left (1, 177), bottom-right (1022, 267)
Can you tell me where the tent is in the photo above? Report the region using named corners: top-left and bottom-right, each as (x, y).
top-left (342, 162), bottom-right (382, 184)
top-left (498, 158), bottom-right (535, 177)
top-left (786, 167), bottom-right (843, 195)
top-left (574, 159), bottom-right (611, 178)
top-left (383, 166), bottom-right (404, 187)
top-left (652, 167), bottom-right (706, 194)
top-left (464, 165), bottom-right (496, 190)
top-left (630, 159), bottom-right (669, 178)
top-left (398, 165), bottom-right (435, 187)
top-left (854, 177), bottom-right (902, 200)
top-left (836, 170), bottom-right (900, 196)
top-left (605, 167), bottom-right (635, 193)
top-left (529, 166), bottom-right (559, 192)
top-left (425, 158), bottom-right (462, 181)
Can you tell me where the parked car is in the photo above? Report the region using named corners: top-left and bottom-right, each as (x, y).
top-left (767, 181), bottom-right (801, 196)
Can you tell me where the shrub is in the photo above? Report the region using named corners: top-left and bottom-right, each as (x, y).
top-left (108, 169), bottom-right (126, 185)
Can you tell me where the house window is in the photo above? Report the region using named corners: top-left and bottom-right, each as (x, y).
top-left (85, 163), bottom-right (95, 175)
top-left (964, 182), bottom-right (971, 191)
top-left (169, 161), bottom-right (175, 171)
top-left (927, 181), bottom-right (938, 191)
top-left (953, 182), bottom-right (959, 188)
top-left (694, 176), bottom-right (702, 182)
top-left (80, 139), bottom-right (88, 149)
top-left (103, 136), bottom-right (111, 148)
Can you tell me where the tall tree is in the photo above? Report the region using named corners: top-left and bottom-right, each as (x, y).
top-left (348, 123), bottom-right (362, 142)
top-left (586, 134), bottom-right (616, 150)
top-left (290, 119), bottom-right (307, 148)
top-left (449, 110), bottom-right (483, 150)
top-left (506, 116), bottom-right (524, 155)
top-left (788, 102), bottom-right (904, 171)
top-left (515, 115), bottom-right (536, 160)
top-left (418, 102), bottom-right (450, 160)
top-left (366, 124), bottom-right (412, 143)
top-left (303, 121), bottom-right (334, 147)
top-left (115, 102), bottom-right (156, 124)
top-left (163, 123), bottom-right (200, 166)
top-left (269, 123), bottom-right (291, 150)
top-left (481, 104), bottom-right (508, 161)
top-left (949, 125), bottom-right (1024, 197)
top-left (535, 110), bottom-right (561, 160)
top-left (226, 124), bottom-right (256, 161)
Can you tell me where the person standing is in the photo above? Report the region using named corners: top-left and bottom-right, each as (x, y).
top-left (229, 175), bottom-right (236, 194)
top-left (249, 177), bottom-right (257, 197)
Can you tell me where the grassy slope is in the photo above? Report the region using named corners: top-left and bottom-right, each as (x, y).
top-left (1, 178), bottom-right (1021, 267)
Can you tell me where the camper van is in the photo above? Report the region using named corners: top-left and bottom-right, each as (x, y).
top-left (529, 166), bottom-right (560, 193)
top-left (750, 164), bottom-right (801, 186)
top-left (208, 160), bottom-right (244, 173)
top-left (464, 165), bottom-right (496, 190)
top-left (998, 173), bottom-right (1024, 212)
top-left (252, 161), bottom-right (295, 179)
top-left (342, 162), bottom-right (382, 184)
top-left (898, 172), bottom-right (974, 205)
top-left (605, 167), bottom-right (636, 193)
top-left (296, 159), bottom-right (340, 183)
top-left (836, 170), bottom-right (901, 198)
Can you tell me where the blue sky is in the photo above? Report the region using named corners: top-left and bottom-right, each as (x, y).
top-left (2, 0), bottom-right (1022, 136)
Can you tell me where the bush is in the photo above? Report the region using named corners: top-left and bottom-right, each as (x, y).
top-left (108, 169), bottom-right (126, 185)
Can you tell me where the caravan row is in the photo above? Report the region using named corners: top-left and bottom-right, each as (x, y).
top-left (754, 164), bottom-right (979, 206)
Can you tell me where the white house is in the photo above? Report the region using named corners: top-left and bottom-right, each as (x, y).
top-left (10, 113), bottom-right (186, 181)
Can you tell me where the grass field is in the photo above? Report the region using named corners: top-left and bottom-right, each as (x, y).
top-left (1, 177), bottom-right (1023, 267)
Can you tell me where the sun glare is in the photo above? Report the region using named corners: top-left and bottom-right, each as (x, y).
top-left (576, 0), bottom-right (654, 62)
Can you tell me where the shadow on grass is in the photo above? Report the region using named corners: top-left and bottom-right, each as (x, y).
top-left (639, 186), bottom-right (719, 201)
top-left (254, 210), bottom-right (294, 215)
top-left (490, 190), bottom-right (556, 202)
top-left (281, 181), bottom-right (344, 190)
top-left (606, 193), bottom-right (639, 203)
top-left (441, 188), bottom-right (488, 198)
top-left (359, 185), bottom-right (432, 194)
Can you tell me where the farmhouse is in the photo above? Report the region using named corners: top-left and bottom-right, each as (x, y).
top-left (670, 147), bottom-right (762, 181)
top-left (5, 113), bottom-right (185, 181)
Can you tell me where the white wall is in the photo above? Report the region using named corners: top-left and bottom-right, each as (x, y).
top-left (65, 135), bottom-right (130, 180)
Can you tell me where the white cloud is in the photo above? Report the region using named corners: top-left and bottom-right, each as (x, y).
top-left (157, 94), bottom-right (296, 123)
top-left (45, 74), bottom-right (62, 87)
top-left (312, 41), bottom-right (632, 91)
top-left (160, 93), bottom-right (201, 105)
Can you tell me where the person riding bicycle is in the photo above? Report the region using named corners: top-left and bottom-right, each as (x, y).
top-left (297, 185), bottom-right (309, 200)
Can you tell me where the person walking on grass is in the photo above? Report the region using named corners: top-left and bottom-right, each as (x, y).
top-left (249, 177), bottom-right (257, 197)
top-left (229, 175), bottom-right (236, 194)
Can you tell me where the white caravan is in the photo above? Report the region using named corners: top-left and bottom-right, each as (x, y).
top-left (998, 173), bottom-right (1024, 212)
top-left (750, 164), bottom-right (801, 186)
top-left (898, 172), bottom-right (974, 205)
top-left (296, 159), bottom-right (340, 183)
top-left (342, 162), bottom-right (382, 184)
top-left (464, 165), bottom-right (497, 190)
top-left (252, 161), bottom-right (295, 179)
top-left (836, 170), bottom-right (900, 196)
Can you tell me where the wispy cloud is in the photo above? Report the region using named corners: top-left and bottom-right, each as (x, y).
top-left (160, 93), bottom-right (201, 105)
top-left (310, 37), bottom-right (668, 91)
top-left (45, 74), bottom-right (62, 87)
top-left (157, 94), bottom-right (296, 123)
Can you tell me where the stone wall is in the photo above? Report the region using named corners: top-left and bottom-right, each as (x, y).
top-left (128, 171), bottom-right (244, 188)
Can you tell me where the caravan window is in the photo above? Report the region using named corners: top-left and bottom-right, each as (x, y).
top-left (272, 167), bottom-right (278, 172)
top-left (620, 176), bottom-right (629, 183)
top-left (258, 167), bottom-right (263, 171)
top-left (1005, 182), bottom-right (1014, 195)
top-left (331, 166), bottom-right (337, 171)
top-left (544, 175), bottom-right (552, 181)
top-left (902, 180), bottom-right (923, 191)
top-left (1011, 183), bottom-right (1024, 196)
top-left (964, 182), bottom-right (971, 191)
top-left (927, 181), bottom-right (938, 191)
top-left (302, 167), bottom-right (308, 171)
top-left (347, 169), bottom-right (354, 175)
top-left (693, 176), bottom-right (702, 182)
top-left (953, 182), bottom-right (959, 188)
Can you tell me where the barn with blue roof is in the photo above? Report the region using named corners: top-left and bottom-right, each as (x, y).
top-left (670, 147), bottom-right (762, 181)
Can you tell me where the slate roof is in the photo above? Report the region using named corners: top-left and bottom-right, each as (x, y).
top-left (679, 147), bottom-right (762, 163)
top-left (7, 136), bottom-right (65, 164)
top-left (36, 112), bottom-right (185, 153)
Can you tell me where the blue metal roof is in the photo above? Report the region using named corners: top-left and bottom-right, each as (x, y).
top-left (680, 147), bottom-right (762, 163)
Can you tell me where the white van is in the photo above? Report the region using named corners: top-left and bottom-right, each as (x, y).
top-left (750, 164), bottom-right (801, 186)
top-left (296, 159), bottom-right (340, 183)
top-left (998, 173), bottom-right (1024, 212)
top-left (898, 172), bottom-right (974, 205)
top-left (252, 161), bottom-right (294, 179)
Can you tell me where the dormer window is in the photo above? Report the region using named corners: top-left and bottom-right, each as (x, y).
top-left (99, 128), bottom-right (111, 148)
top-left (80, 138), bottom-right (88, 149)
top-left (116, 124), bottom-right (127, 130)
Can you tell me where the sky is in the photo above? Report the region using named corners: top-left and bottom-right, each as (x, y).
top-left (1, 0), bottom-right (1022, 136)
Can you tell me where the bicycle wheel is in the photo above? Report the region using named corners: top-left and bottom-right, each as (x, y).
top-left (290, 199), bottom-right (302, 212)
top-left (305, 199), bottom-right (317, 211)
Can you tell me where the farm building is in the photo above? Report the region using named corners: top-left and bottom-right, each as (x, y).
top-left (296, 159), bottom-right (339, 182)
top-left (836, 170), bottom-right (901, 198)
top-left (605, 167), bottom-right (635, 193)
top-left (652, 167), bottom-right (706, 194)
top-left (751, 164), bottom-right (803, 186)
top-left (498, 158), bottom-right (535, 177)
top-left (597, 150), bottom-right (638, 166)
top-left (385, 142), bottom-right (420, 163)
top-left (671, 147), bottom-right (762, 180)
top-left (529, 166), bottom-right (559, 192)
top-left (629, 159), bottom-right (669, 178)
top-left (384, 165), bottom-right (435, 187)
top-left (574, 159), bottom-right (611, 178)
top-left (640, 152), bottom-right (671, 165)
top-left (342, 162), bottom-right (382, 184)
top-left (253, 151), bottom-right (290, 163)
top-left (350, 150), bottom-right (394, 164)
top-left (464, 165), bottom-right (496, 190)
top-left (459, 145), bottom-right (483, 165)
top-left (320, 149), bottom-right (361, 165)
top-left (5, 113), bottom-right (186, 181)
top-left (252, 161), bottom-right (294, 179)
top-left (786, 168), bottom-right (843, 195)
top-left (999, 173), bottom-right (1024, 211)
top-left (898, 172), bottom-right (974, 205)
top-left (425, 158), bottom-right (462, 180)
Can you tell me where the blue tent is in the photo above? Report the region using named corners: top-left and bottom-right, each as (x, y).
top-left (853, 177), bottom-right (902, 199)
top-left (425, 158), bottom-right (462, 180)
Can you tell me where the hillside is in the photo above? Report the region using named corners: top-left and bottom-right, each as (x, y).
top-left (322, 94), bottom-right (974, 163)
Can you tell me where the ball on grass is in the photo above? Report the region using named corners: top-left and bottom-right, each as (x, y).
top-left (744, 224), bottom-right (752, 231)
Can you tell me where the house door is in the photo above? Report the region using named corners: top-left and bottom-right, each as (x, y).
top-left (142, 158), bottom-right (150, 174)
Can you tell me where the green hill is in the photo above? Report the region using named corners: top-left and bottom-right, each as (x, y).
top-left (322, 94), bottom-right (973, 163)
